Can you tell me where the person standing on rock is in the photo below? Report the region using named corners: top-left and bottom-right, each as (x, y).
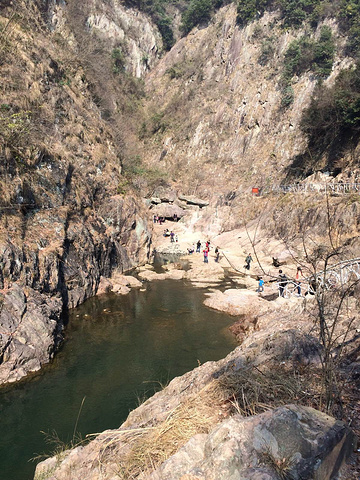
top-left (196, 240), bottom-right (201, 253)
top-left (278, 270), bottom-right (287, 297)
top-left (203, 248), bottom-right (209, 263)
top-left (296, 266), bottom-right (304, 296)
top-left (170, 231), bottom-right (175, 243)
top-left (256, 276), bottom-right (264, 293)
top-left (215, 246), bottom-right (220, 262)
top-left (245, 253), bottom-right (252, 270)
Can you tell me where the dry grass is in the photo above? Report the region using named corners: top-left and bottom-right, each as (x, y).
top-left (261, 447), bottom-right (296, 480)
top-left (96, 381), bottom-right (227, 479)
top-left (91, 365), bottom-right (321, 479)
top-left (219, 365), bottom-right (322, 417)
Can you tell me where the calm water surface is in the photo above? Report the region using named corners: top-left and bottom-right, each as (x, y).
top-left (0, 280), bottom-right (237, 480)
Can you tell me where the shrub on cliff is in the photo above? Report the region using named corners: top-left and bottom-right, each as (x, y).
top-left (302, 63), bottom-right (360, 137)
top-left (313, 25), bottom-right (335, 77)
top-left (282, 27), bottom-right (334, 80)
top-left (236, 0), bottom-right (322, 28)
top-left (236, 0), bottom-right (272, 26)
top-left (180, 0), bottom-right (215, 34)
top-left (286, 62), bottom-right (360, 173)
top-left (124, 0), bottom-right (176, 50)
top-left (280, 0), bottom-right (321, 28)
top-left (280, 27), bottom-right (334, 108)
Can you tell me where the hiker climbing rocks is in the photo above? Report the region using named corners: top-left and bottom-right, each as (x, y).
top-left (278, 269), bottom-right (287, 297)
top-left (256, 276), bottom-right (264, 293)
top-left (245, 253), bottom-right (252, 270)
top-left (196, 240), bottom-right (201, 253)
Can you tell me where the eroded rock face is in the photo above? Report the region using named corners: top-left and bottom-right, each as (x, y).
top-left (48, 0), bottom-right (162, 77)
top-left (139, 6), bottom-right (356, 203)
top-left (148, 405), bottom-right (355, 480)
top-left (0, 285), bottom-right (62, 384)
top-left (0, 195), bottom-right (151, 385)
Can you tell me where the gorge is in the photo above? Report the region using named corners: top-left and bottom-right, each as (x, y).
top-left (0, 1), bottom-right (360, 479)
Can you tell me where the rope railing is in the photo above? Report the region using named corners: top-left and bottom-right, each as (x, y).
top-left (0, 203), bottom-right (66, 211)
top-left (263, 183), bottom-right (360, 195)
top-left (276, 258), bottom-right (360, 299)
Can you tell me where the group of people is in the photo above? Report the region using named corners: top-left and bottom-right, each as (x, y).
top-left (277, 267), bottom-right (304, 297)
top-left (154, 213), bottom-right (179, 224)
top-left (244, 252), bottom-right (304, 298)
top-left (154, 215), bottom-right (166, 225)
top-left (201, 240), bottom-right (211, 263)
top-left (185, 240), bottom-right (220, 263)
top-left (202, 241), bottom-right (220, 263)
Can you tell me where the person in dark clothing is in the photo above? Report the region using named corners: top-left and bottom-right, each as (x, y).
top-left (245, 253), bottom-right (252, 270)
top-left (196, 240), bottom-right (201, 253)
top-left (278, 269), bottom-right (287, 297)
top-left (272, 257), bottom-right (280, 267)
top-left (215, 246), bottom-right (220, 262)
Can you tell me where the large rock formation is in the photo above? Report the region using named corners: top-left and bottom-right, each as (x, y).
top-left (139, 5), bottom-right (357, 200)
top-left (149, 405), bottom-right (355, 480)
top-left (0, 1), bottom-right (155, 385)
top-left (34, 329), bottom-right (356, 479)
top-left (0, 284), bottom-right (62, 384)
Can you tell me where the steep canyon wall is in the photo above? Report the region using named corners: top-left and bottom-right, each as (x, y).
top-left (0, 0), bottom-right (157, 384)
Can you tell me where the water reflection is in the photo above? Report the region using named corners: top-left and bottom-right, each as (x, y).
top-left (0, 280), bottom-right (237, 480)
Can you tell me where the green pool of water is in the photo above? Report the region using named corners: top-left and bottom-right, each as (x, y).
top-left (0, 280), bottom-right (238, 480)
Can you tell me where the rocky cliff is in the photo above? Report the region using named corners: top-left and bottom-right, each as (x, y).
top-left (0, 0), bottom-right (156, 384)
top-left (138, 5), bottom-right (358, 199)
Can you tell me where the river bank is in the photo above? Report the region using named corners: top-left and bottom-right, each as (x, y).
top-left (0, 280), bottom-right (238, 480)
top-left (34, 214), bottom-right (360, 479)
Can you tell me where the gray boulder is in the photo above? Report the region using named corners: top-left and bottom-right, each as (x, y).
top-left (152, 203), bottom-right (185, 219)
top-left (0, 284), bottom-right (62, 384)
top-left (149, 405), bottom-right (356, 480)
top-left (178, 194), bottom-right (209, 208)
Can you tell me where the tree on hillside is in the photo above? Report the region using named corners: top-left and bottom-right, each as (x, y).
top-left (243, 195), bottom-right (359, 414)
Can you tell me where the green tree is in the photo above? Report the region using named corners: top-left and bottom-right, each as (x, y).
top-left (181, 0), bottom-right (214, 34)
top-left (236, 0), bottom-right (272, 26)
top-left (281, 0), bottom-right (321, 28)
top-left (313, 25), bottom-right (335, 77)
